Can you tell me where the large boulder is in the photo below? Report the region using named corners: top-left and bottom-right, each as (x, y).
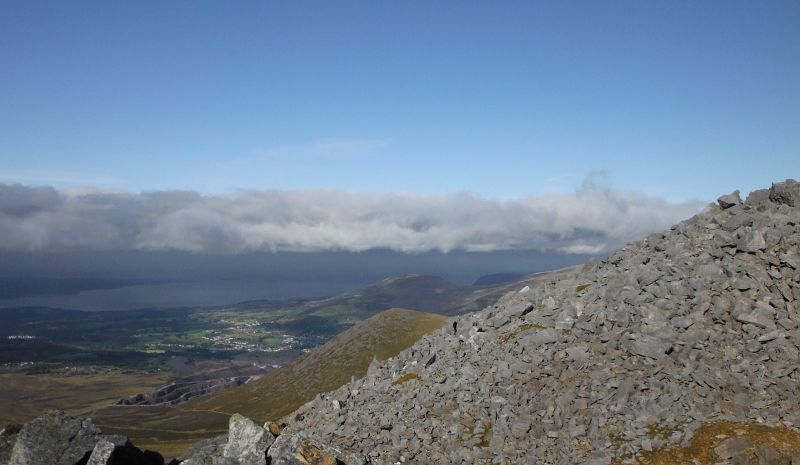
top-left (267, 427), bottom-right (363, 465)
top-left (6, 411), bottom-right (162, 465)
top-left (173, 435), bottom-right (227, 465)
top-left (86, 436), bottom-right (165, 465)
top-left (176, 414), bottom-right (274, 465)
top-left (221, 414), bottom-right (273, 465)
top-left (9, 411), bottom-right (108, 465)
top-left (1, 434), bottom-right (16, 464)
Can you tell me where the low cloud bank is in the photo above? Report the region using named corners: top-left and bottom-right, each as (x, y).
top-left (0, 183), bottom-right (704, 255)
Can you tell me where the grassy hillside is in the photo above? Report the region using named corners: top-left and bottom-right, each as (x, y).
top-left (90, 308), bottom-right (447, 458)
top-left (0, 368), bottom-right (168, 426)
top-left (188, 308), bottom-right (447, 421)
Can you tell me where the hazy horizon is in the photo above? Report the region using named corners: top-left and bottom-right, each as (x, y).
top-left (0, 249), bottom-right (596, 311)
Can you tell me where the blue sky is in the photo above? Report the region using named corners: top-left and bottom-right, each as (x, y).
top-left (2, 1), bottom-right (798, 203)
top-left (1, 1), bottom-right (799, 309)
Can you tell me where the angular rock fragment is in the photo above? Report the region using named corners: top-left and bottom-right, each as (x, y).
top-left (715, 437), bottom-right (754, 459)
top-left (175, 435), bottom-right (227, 465)
top-left (223, 414), bottom-right (274, 465)
top-left (295, 442), bottom-right (337, 465)
top-left (626, 334), bottom-right (672, 360)
top-left (737, 229), bottom-right (767, 253)
top-left (86, 438), bottom-right (164, 465)
top-left (736, 305), bottom-right (777, 329)
top-left (517, 327), bottom-right (558, 345)
top-left (718, 190), bottom-right (742, 209)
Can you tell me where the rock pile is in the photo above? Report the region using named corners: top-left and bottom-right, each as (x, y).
top-left (269, 180), bottom-right (800, 464)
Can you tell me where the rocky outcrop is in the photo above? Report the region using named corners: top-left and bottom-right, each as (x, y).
top-left (0, 425), bottom-right (20, 464)
top-left (6, 411), bottom-right (163, 465)
top-left (176, 415), bottom-right (275, 465)
top-left (171, 436), bottom-right (228, 465)
top-left (173, 416), bottom-right (347, 465)
top-left (8, 411), bottom-right (107, 465)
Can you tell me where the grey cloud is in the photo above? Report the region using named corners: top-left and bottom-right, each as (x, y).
top-left (0, 183), bottom-right (62, 217)
top-left (0, 183), bottom-right (704, 255)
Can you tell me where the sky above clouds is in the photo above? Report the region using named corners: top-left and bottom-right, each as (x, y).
top-left (0, 1), bottom-right (799, 303)
top-left (1, 1), bottom-right (797, 200)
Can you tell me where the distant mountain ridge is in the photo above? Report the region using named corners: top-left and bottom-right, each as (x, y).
top-left (471, 273), bottom-right (525, 286)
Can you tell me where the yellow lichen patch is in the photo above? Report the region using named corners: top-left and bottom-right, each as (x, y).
top-left (476, 424), bottom-right (493, 448)
top-left (617, 422), bottom-right (800, 465)
top-left (576, 284), bottom-right (590, 292)
top-left (391, 373), bottom-right (421, 386)
top-left (497, 323), bottom-right (543, 344)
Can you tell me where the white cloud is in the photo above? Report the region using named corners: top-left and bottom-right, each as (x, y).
top-left (0, 183), bottom-right (704, 255)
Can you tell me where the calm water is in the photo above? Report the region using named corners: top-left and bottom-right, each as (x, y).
top-left (0, 277), bottom-right (375, 311)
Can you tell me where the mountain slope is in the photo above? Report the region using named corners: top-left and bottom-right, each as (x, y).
top-left (264, 180), bottom-right (800, 464)
top-left (186, 308), bottom-right (448, 422)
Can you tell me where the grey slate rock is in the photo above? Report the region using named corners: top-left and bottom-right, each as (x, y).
top-left (517, 327), bottom-right (559, 345)
top-left (715, 437), bottom-right (754, 459)
top-left (87, 439), bottom-right (119, 465)
top-left (267, 427), bottom-right (363, 465)
top-left (176, 435), bottom-right (228, 465)
top-left (86, 437), bottom-right (164, 465)
top-left (718, 190), bottom-right (743, 209)
top-left (85, 436), bottom-right (130, 465)
top-left (738, 229), bottom-right (767, 253)
top-left (554, 306), bottom-right (577, 330)
top-left (737, 305), bottom-right (777, 329)
top-left (9, 411), bottom-right (110, 465)
top-left (222, 414), bottom-right (273, 465)
top-left (0, 435), bottom-right (14, 465)
top-left (770, 179), bottom-right (800, 206)
top-left (626, 334), bottom-right (672, 360)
